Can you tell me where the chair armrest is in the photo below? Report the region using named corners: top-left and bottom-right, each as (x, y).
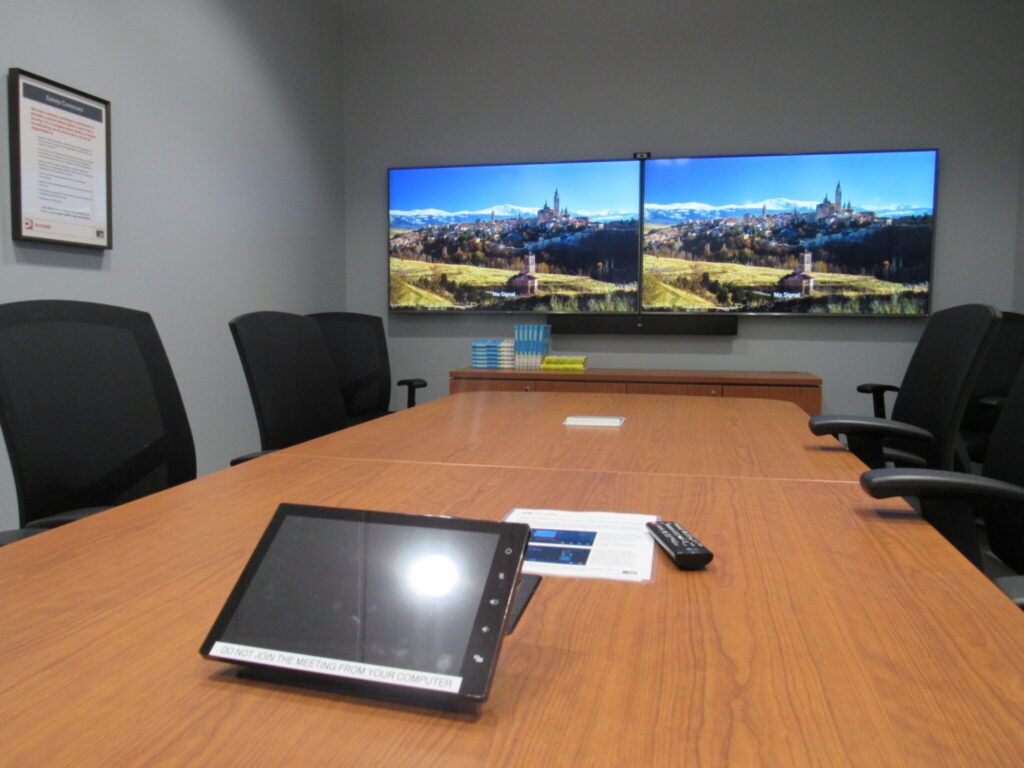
top-left (809, 415), bottom-right (933, 469)
top-left (856, 383), bottom-right (900, 418)
top-left (995, 575), bottom-right (1024, 609)
top-left (860, 467), bottom-right (1024, 505)
top-left (0, 527), bottom-right (48, 546)
top-left (978, 395), bottom-right (1005, 410)
top-left (881, 447), bottom-right (928, 468)
top-left (230, 450), bottom-right (277, 466)
top-left (809, 414), bottom-right (933, 442)
top-left (25, 506), bottom-right (111, 529)
top-left (397, 378), bottom-right (427, 408)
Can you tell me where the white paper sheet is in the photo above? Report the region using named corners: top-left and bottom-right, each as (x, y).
top-left (562, 416), bottom-right (625, 427)
top-left (504, 508), bottom-right (657, 582)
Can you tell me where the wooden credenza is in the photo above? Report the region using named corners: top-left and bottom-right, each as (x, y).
top-left (449, 367), bottom-right (823, 415)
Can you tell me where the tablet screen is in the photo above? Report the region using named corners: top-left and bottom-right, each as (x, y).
top-left (201, 504), bottom-right (529, 702)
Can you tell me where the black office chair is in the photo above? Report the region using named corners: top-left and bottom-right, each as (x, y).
top-left (809, 304), bottom-right (1001, 470)
top-left (229, 311), bottom-right (350, 462)
top-left (861, 362), bottom-right (1024, 608)
top-left (309, 312), bottom-right (426, 422)
top-left (859, 311), bottom-right (1024, 464)
top-left (959, 311), bottom-right (1024, 464)
top-left (0, 300), bottom-right (196, 537)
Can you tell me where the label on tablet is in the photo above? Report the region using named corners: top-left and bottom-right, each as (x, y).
top-left (210, 641), bottom-right (463, 693)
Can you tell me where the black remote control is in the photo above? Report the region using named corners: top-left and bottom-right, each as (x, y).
top-left (646, 521), bottom-right (713, 570)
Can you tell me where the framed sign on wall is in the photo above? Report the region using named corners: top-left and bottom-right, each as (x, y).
top-left (8, 68), bottom-right (112, 249)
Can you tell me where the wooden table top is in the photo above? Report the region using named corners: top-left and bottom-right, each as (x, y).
top-left (284, 391), bottom-right (866, 482)
top-left (2, 395), bottom-right (1023, 767)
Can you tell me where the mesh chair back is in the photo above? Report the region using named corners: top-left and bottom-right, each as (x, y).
top-left (0, 300), bottom-right (196, 527)
top-left (230, 311), bottom-right (349, 451)
top-left (309, 312), bottom-right (392, 420)
top-left (961, 311), bottom-right (1024, 452)
top-left (889, 304), bottom-right (1000, 470)
top-left (968, 311), bottom-right (1024, 403)
top-left (977, 368), bottom-right (1024, 572)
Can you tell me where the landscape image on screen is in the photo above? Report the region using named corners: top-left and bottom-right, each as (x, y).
top-left (642, 150), bottom-right (936, 314)
top-left (389, 160), bottom-right (640, 312)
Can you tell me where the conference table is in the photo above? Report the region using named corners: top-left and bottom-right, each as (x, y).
top-left (2, 392), bottom-right (1023, 767)
top-left (280, 391), bottom-right (866, 481)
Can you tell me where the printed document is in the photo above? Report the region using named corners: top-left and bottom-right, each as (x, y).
top-left (504, 508), bottom-right (657, 582)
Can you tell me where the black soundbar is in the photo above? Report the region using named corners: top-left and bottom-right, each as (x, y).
top-left (547, 314), bottom-right (738, 336)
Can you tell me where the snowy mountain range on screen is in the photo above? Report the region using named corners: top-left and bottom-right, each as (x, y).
top-left (390, 198), bottom-right (931, 229)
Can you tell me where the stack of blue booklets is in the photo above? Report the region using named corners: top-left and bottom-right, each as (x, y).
top-left (513, 324), bottom-right (551, 370)
top-left (471, 338), bottom-right (514, 369)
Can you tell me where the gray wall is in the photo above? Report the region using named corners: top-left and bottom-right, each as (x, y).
top-left (340, 0), bottom-right (1024, 409)
top-left (0, 0), bottom-right (347, 528)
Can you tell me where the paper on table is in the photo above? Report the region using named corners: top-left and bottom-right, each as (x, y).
top-left (562, 416), bottom-right (625, 427)
top-left (504, 508), bottom-right (657, 582)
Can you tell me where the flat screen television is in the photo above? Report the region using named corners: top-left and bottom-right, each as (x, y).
top-left (388, 149), bottom-right (936, 317)
top-left (389, 160), bottom-right (641, 312)
top-left (643, 150), bottom-right (937, 315)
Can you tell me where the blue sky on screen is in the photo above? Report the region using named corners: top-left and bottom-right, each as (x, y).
top-left (389, 160), bottom-right (640, 214)
top-left (644, 151), bottom-right (937, 210)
